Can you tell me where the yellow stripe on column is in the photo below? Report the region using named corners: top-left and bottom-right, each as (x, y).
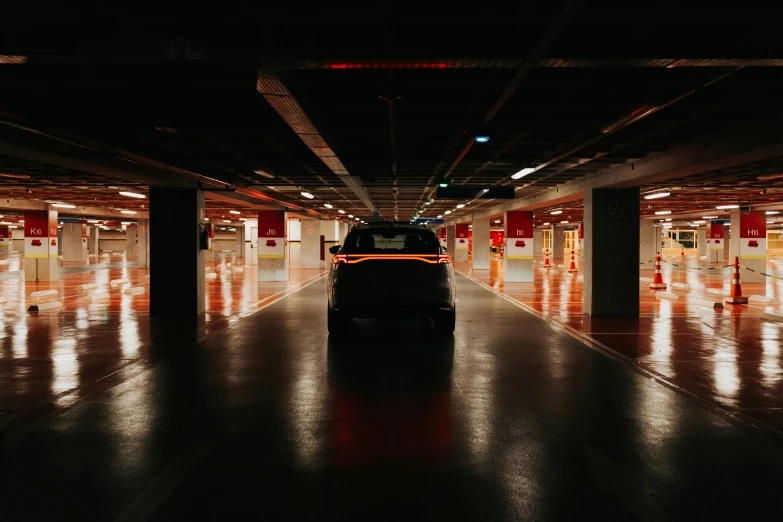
top-left (24, 254), bottom-right (51, 259)
top-left (258, 254), bottom-right (285, 259)
top-left (506, 255), bottom-right (534, 260)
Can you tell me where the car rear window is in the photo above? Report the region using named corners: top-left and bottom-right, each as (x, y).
top-left (342, 229), bottom-right (440, 254)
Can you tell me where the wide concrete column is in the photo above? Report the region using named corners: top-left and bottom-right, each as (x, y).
top-left (706, 222), bottom-right (725, 263)
top-left (454, 223), bottom-right (469, 263)
top-left (730, 210), bottom-right (766, 282)
top-left (698, 228), bottom-right (707, 258)
top-left (24, 210), bottom-right (58, 282)
top-left (584, 188), bottom-right (640, 316)
top-left (235, 226), bottom-right (245, 258)
top-left (258, 211), bottom-right (287, 280)
top-left (504, 210), bottom-right (534, 282)
top-left (534, 228), bottom-right (543, 257)
top-left (471, 218), bottom-right (491, 270)
top-left (439, 227), bottom-right (447, 249)
top-left (137, 219), bottom-right (150, 268)
top-left (551, 225), bottom-right (565, 260)
top-left (321, 220), bottom-right (340, 266)
top-left (0, 225), bottom-right (11, 255)
top-left (300, 219), bottom-right (320, 269)
top-left (446, 224), bottom-right (456, 256)
top-left (62, 223), bottom-right (84, 262)
top-left (639, 220), bottom-right (656, 264)
top-left (149, 187), bottom-right (205, 318)
top-left (126, 225), bottom-right (138, 258)
top-left (89, 226), bottom-right (99, 256)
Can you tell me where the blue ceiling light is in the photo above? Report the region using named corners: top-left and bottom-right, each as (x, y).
top-left (439, 182), bottom-right (449, 188)
top-left (475, 136), bottom-right (490, 143)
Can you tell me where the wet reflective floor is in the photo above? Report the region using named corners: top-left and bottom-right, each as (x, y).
top-left (2, 273), bottom-right (783, 519)
top-left (460, 255), bottom-right (783, 435)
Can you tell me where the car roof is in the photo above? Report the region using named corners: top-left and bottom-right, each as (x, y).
top-left (351, 221), bottom-right (434, 231)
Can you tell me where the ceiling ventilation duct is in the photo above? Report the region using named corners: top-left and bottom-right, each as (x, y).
top-left (257, 73), bottom-right (378, 215)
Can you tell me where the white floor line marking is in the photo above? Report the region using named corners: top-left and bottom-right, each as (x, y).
top-left (455, 270), bottom-right (783, 441)
top-left (113, 440), bottom-right (215, 522)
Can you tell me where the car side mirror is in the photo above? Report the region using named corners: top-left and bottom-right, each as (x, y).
top-left (329, 245), bottom-right (341, 254)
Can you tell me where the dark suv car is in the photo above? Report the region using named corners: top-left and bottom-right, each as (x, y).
top-left (327, 222), bottom-right (456, 335)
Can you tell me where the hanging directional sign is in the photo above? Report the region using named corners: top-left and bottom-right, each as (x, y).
top-left (435, 186), bottom-right (515, 199)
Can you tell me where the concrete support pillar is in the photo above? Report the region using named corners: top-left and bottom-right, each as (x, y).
top-left (471, 218), bottom-right (491, 270)
top-left (446, 225), bottom-right (456, 256)
top-left (584, 187), bottom-right (640, 316)
top-left (454, 223), bottom-right (469, 263)
top-left (439, 227), bottom-right (447, 249)
top-left (551, 225), bottom-right (564, 260)
top-left (126, 225), bottom-right (138, 258)
top-left (235, 226), bottom-right (245, 258)
top-left (533, 228), bottom-right (543, 256)
top-left (300, 219), bottom-right (320, 269)
top-left (731, 211), bottom-right (766, 282)
top-left (707, 222), bottom-right (725, 263)
top-left (24, 210), bottom-right (59, 282)
top-left (724, 226), bottom-right (730, 262)
top-left (258, 211), bottom-right (287, 280)
top-left (204, 222), bottom-right (214, 262)
top-left (698, 228), bottom-right (707, 258)
top-left (321, 220), bottom-right (340, 266)
top-left (149, 187), bottom-right (205, 319)
top-left (62, 223), bottom-right (85, 262)
top-left (0, 225), bottom-right (11, 255)
top-left (639, 221), bottom-right (657, 264)
top-left (137, 219), bottom-right (150, 268)
top-left (89, 226), bottom-right (99, 255)
top-left (504, 210), bottom-right (534, 282)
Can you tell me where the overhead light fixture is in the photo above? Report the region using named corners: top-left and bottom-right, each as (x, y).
top-left (119, 191), bottom-right (146, 199)
top-left (767, 220), bottom-right (775, 224)
top-left (354, 217), bottom-right (360, 221)
top-left (550, 210), bottom-right (562, 215)
top-left (456, 204), bottom-right (465, 209)
top-left (439, 182), bottom-right (449, 188)
top-left (87, 220), bottom-right (100, 223)
top-left (121, 221), bottom-right (132, 225)
top-left (324, 203), bottom-right (333, 209)
top-left (0, 172), bottom-right (31, 179)
top-left (51, 203), bottom-right (76, 209)
top-left (663, 223), bottom-right (673, 228)
top-left (665, 218), bottom-right (672, 222)
top-left (0, 221), bottom-right (13, 225)
top-left (338, 210), bottom-right (345, 214)
top-left (702, 216), bottom-right (718, 219)
top-left (475, 136), bottom-right (490, 143)
top-left (425, 200), bottom-right (432, 205)
top-left (511, 167), bottom-right (536, 180)
top-left (300, 191), bottom-right (314, 199)
top-left (542, 222), bottom-right (551, 226)
top-left (560, 220), bottom-right (569, 224)
top-left (654, 210), bottom-right (671, 215)
top-left (766, 211), bottom-right (780, 215)
top-left (120, 210), bottom-right (137, 214)
top-left (222, 219), bottom-right (231, 223)
top-left (644, 191), bottom-right (670, 200)
top-left (239, 218), bottom-right (247, 221)
top-left (715, 204), bottom-right (739, 209)
top-left (494, 220), bottom-right (501, 223)
top-left (437, 215), bottom-right (443, 218)
top-left (348, 214), bottom-right (354, 218)
top-left (444, 210), bottom-right (451, 215)
top-left (204, 218), bottom-right (209, 221)
top-left (254, 169), bottom-right (275, 179)
top-left (229, 210), bottom-right (241, 215)
top-left (693, 220), bottom-right (706, 224)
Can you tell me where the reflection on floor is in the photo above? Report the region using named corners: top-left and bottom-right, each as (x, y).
top-left (457, 254), bottom-right (783, 433)
top-left (0, 251), bottom-right (326, 436)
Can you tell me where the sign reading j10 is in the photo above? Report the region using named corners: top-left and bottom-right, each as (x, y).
top-left (435, 186), bottom-right (515, 200)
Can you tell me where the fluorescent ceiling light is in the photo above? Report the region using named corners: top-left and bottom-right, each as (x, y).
top-left (120, 210), bottom-right (137, 214)
top-left (254, 169), bottom-right (275, 179)
top-left (222, 220), bottom-right (231, 223)
top-left (52, 203), bottom-right (76, 209)
top-left (229, 210), bottom-right (241, 215)
top-left (354, 217), bottom-right (360, 221)
top-left (437, 215), bottom-right (443, 218)
top-left (475, 136), bottom-right (490, 143)
top-left (87, 220), bottom-right (100, 223)
top-left (767, 221), bottom-right (775, 224)
top-left (204, 218), bottom-right (209, 221)
top-left (119, 191), bottom-right (146, 199)
top-left (702, 216), bottom-right (718, 219)
top-left (456, 204), bottom-right (465, 209)
top-left (560, 220), bottom-right (569, 224)
top-left (338, 210), bottom-right (345, 214)
top-left (0, 221), bottom-right (13, 225)
top-left (665, 218), bottom-right (672, 221)
top-left (239, 218), bottom-right (247, 221)
top-left (121, 221), bottom-right (132, 225)
top-left (439, 183), bottom-right (448, 188)
top-left (348, 214), bottom-right (354, 218)
top-left (542, 222), bottom-right (550, 226)
top-left (511, 167), bottom-right (535, 180)
top-left (644, 191), bottom-right (670, 200)
top-left (444, 210), bottom-right (451, 215)
top-left (494, 220), bottom-right (501, 223)
top-left (654, 210), bottom-right (671, 215)
top-left (425, 200), bottom-right (432, 205)
top-left (693, 220), bottom-right (706, 224)
top-left (663, 224), bottom-right (673, 228)
top-left (766, 211), bottom-right (780, 215)
top-left (323, 203), bottom-right (333, 208)
top-left (715, 204), bottom-right (739, 209)
top-left (301, 191), bottom-right (314, 199)
top-left (550, 210), bottom-right (562, 215)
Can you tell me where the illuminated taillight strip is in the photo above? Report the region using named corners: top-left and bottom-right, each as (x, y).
top-left (334, 254), bottom-right (452, 264)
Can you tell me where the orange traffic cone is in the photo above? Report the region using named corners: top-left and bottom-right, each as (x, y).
top-left (568, 250), bottom-right (578, 273)
top-left (681, 246), bottom-right (685, 256)
top-left (650, 252), bottom-right (667, 290)
top-left (544, 248), bottom-right (551, 268)
top-left (725, 256), bottom-right (748, 304)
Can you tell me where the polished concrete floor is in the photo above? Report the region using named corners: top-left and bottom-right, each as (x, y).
top-left (1, 264), bottom-right (783, 519)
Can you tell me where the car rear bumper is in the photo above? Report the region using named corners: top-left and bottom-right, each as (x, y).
top-left (331, 282), bottom-right (454, 318)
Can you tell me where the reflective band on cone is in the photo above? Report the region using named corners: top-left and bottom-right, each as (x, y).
top-left (544, 248), bottom-right (551, 268)
top-left (568, 250), bottom-right (578, 273)
top-left (650, 252), bottom-right (667, 290)
top-left (725, 256), bottom-right (748, 304)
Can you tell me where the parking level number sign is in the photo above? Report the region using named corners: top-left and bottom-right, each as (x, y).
top-left (607, 201), bottom-right (625, 219)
